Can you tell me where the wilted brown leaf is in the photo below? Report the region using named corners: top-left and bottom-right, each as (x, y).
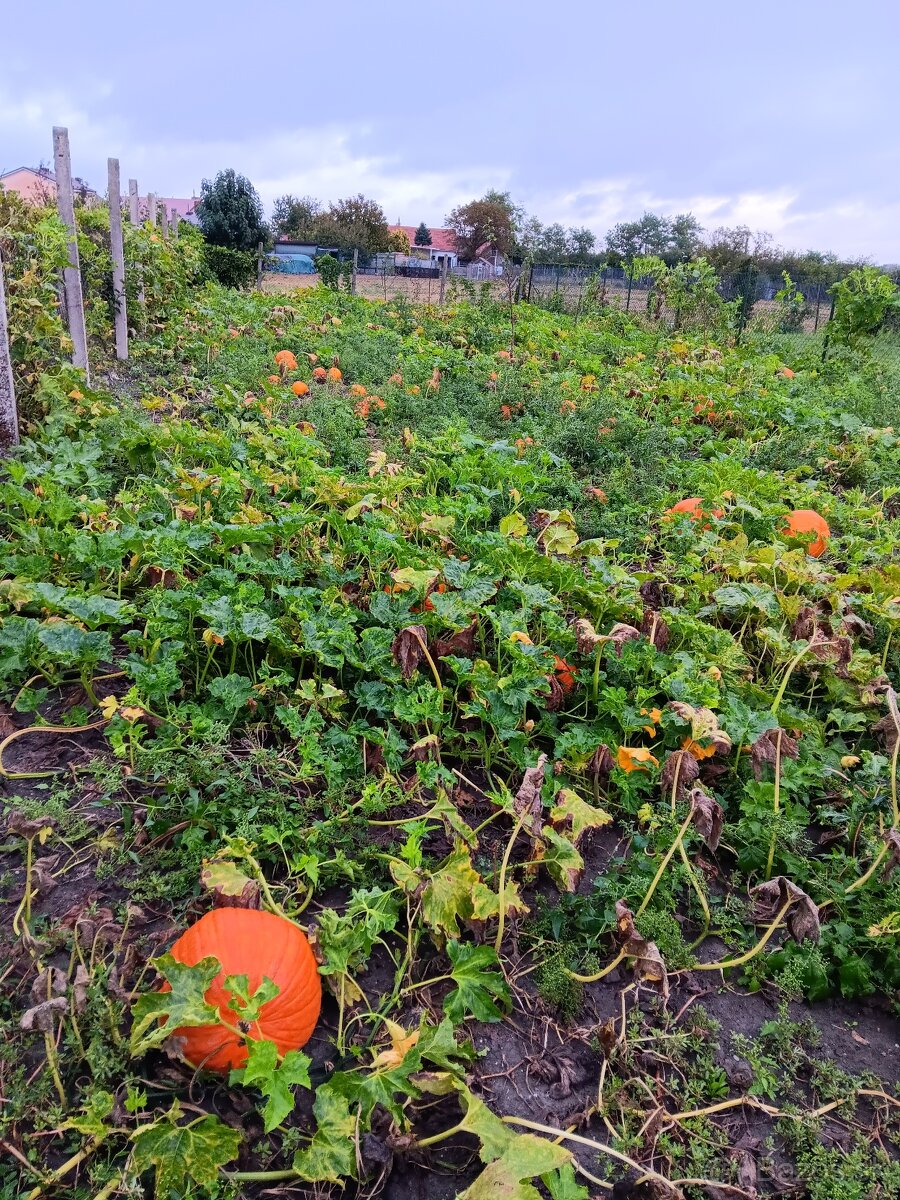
top-left (515, 754), bottom-right (548, 820)
top-left (689, 787), bottom-right (724, 851)
top-left (751, 876), bottom-right (820, 944)
top-left (391, 624), bottom-right (429, 680)
top-left (750, 727), bottom-right (799, 779)
top-left (433, 621), bottom-right (478, 660)
top-left (660, 749), bottom-right (700, 801)
top-left (614, 900), bottom-right (669, 1001)
top-left (573, 617), bottom-right (603, 654)
top-left (589, 744), bottom-right (615, 784)
top-left (883, 829), bottom-right (900, 879)
top-left (641, 610), bottom-right (670, 650)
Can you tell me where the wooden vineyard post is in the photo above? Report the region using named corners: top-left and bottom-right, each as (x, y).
top-left (128, 178), bottom-right (140, 224)
top-left (0, 249), bottom-right (19, 450)
top-left (351, 248), bottom-right (358, 295)
top-left (53, 126), bottom-right (90, 381)
top-left (107, 158), bottom-right (128, 360)
top-left (128, 178), bottom-right (146, 316)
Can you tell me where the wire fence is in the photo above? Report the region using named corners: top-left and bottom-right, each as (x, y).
top-left (259, 256), bottom-right (900, 365)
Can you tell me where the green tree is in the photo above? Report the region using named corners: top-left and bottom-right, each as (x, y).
top-left (195, 169), bottom-right (267, 252)
top-left (319, 195), bottom-right (390, 256)
top-left (446, 194), bottom-right (516, 261)
top-left (271, 195), bottom-right (323, 240)
top-left (829, 266), bottom-right (900, 347)
top-left (414, 222), bottom-right (432, 247)
top-left (565, 226), bottom-right (596, 262)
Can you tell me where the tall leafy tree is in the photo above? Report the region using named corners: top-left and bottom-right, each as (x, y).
top-left (195, 169), bottom-right (267, 252)
top-left (414, 222), bottom-right (432, 247)
top-left (446, 194), bottom-right (517, 261)
top-left (271, 195), bottom-right (323, 240)
top-left (322, 195), bottom-right (390, 255)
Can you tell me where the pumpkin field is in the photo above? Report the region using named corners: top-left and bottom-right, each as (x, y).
top-left (1, 233), bottom-right (900, 1200)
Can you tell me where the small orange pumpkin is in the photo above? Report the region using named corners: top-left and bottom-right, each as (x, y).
top-left (274, 350), bottom-right (298, 372)
top-left (313, 367), bottom-right (327, 383)
top-left (664, 497), bottom-right (724, 524)
top-left (349, 383), bottom-right (367, 397)
top-left (291, 381), bottom-right (310, 397)
top-left (327, 366), bottom-right (342, 384)
top-left (165, 909), bottom-right (321, 1073)
top-left (782, 508), bottom-right (829, 557)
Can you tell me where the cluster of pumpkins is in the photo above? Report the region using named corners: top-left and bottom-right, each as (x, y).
top-left (666, 498), bottom-right (830, 557)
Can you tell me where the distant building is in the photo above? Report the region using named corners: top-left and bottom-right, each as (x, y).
top-left (388, 225), bottom-right (458, 270)
top-left (1, 165), bottom-right (59, 204)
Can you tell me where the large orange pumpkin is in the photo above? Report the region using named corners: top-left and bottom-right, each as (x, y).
top-left (664, 497), bottom-right (724, 523)
top-left (166, 909), bottom-right (321, 1072)
top-left (782, 508), bottom-right (830, 557)
top-left (291, 381), bottom-right (310, 397)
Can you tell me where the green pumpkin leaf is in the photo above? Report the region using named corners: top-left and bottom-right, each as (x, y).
top-left (130, 1102), bottom-right (241, 1199)
top-left (543, 1162), bottom-right (590, 1200)
top-left (443, 941), bottom-right (511, 1024)
top-left (290, 1081), bottom-right (357, 1183)
top-left (538, 827), bottom-right (584, 893)
top-left (500, 512), bottom-right (528, 539)
top-left (231, 1038), bottom-right (311, 1132)
top-left (130, 954), bottom-right (220, 1057)
top-left (459, 1133), bottom-right (570, 1200)
top-left (222, 973), bottom-right (280, 1023)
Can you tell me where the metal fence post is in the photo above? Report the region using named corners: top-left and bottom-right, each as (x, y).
top-left (351, 248), bottom-right (358, 295)
top-left (256, 241), bottom-right (264, 288)
top-left (625, 264), bottom-right (633, 312)
top-left (107, 158), bottom-right (128, 361)
top-left (438, 257), bottom-right (447, 307)
top-left (0, 249), bottom-right (19, 450)
top-left (53, 126), bottom-right (90, 381)
top-left (527, 262), bottom-right (534, 303)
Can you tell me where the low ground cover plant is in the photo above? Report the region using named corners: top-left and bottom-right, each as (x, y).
top-left (0, 264), bottom-right (898, 1198)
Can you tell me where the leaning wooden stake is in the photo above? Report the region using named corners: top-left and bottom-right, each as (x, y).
top-left (0, 249), bottom-right (19, 450)
top-left (52, 126), bottom-right (89, 381)
top-left (107, 158), bottom-right (128, 360)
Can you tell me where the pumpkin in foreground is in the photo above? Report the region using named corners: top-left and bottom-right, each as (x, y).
top-left (782, 508), bottom-right (830, 557)
top-left (166, 908), bottom-right (321, 1072)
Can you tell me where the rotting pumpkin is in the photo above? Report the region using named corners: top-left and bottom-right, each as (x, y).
top-left (164, 908), bottom-right (321, 1072)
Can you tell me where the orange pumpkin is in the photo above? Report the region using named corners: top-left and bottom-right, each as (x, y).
top-left (291, 381), bottom-right (310, 397)
top-left (274, 350), bottom-right (298, 372)
top-left (267, 374), bottom-right (280, 384)
top-left (388, 372), bottom-right (403, 386)
top-left (349, 383), bottom-right (367, 397)
top-left (313, 367), bottom-right (327, 383)
top-left (327, 366), bottom-right (342, 384)
top-left (165, 909), bottom-right (321, 1072)
top-left (553, 655), bottom-right (576, 693)
top-left (664, 497), bottom-right (724, 524)
top-left (782, 508), bottom-right (830, 557)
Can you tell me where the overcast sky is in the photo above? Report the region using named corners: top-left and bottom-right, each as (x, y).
top-left (3, 0), bottom-right (899, 260)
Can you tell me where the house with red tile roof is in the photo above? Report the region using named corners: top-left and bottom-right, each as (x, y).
top-left (0, 165), bottom-right (100, 204)
top-left (388, 225), bottom-right (458, 269)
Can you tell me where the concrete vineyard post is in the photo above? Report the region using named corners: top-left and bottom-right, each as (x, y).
top-left (53, 126), bottom-right (90, 381)
top-left (128, 178), bottom-right (140, 224)
top-left (107, 158), bottom-right (128, 360)
top-left (148, 193), bottom-right (157, 227)
top-left (160, 204), bottom-right (169, 239)
top-left (0, 249), bottom-right (19, 450)
top-left (171, 209), bottom-right (179, 239)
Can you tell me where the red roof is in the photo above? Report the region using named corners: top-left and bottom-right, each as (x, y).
top-left (389, 224), bottom-right (457, 253)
